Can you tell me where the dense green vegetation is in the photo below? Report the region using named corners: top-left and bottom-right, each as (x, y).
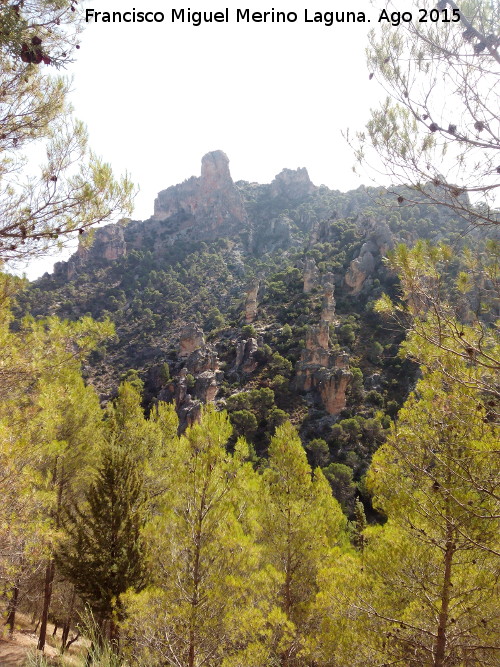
top-left (1, 1), bottom-right (498, 664)
top-left (1, 281), bottom-right (498, 663)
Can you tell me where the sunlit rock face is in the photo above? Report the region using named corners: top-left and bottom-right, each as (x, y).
top-left (303, 257), bottom-right (319, 293)
top-left (320, 272), bottom-right (337, 324)
top-left (245, 279), bottom-right (260, 323)
top-left (152, 150), bottom-right (251, 243)
top-left (54, 225), bottom-right (127, 279)
top-left (295, 320), bottom-right (351, 416)
top-left (179, 323), bottom-right (206, 358)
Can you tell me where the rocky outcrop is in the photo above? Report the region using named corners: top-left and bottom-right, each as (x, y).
top-left (245, 279), bottom-right (260, 323)
top-left (318, 369), bottom-right (352, 414)
top-left (152, 150), bottom-right (251, 244)
top-left (194, 371), bottom-right (219, 403)
top-left (303, 257), bottom-right (319, 293)
top-left (305, 322), bottom-right (331, 359)
top-left (295, 321), bottom-right (351, 415)
top-left (345, 241), bottom-right (376, 294)
top-left (179, 323), bottom-right (206, 358)
top-left (320, 273), bottom-right (336, 323)
top-left (174, 369), bottom-right (202, 432)
top-left (345, 218), bottom-right (394, 294)
top-left (234, 337), bottom-right (259, 373)
top-left (270, 167), bottom-right (316, 201)
top-left (173, 326), bottom-right (223, 431)
top-left (184, 346), bottom-right (220, 375)
top-left (54, 224), bottom-right (127, 279)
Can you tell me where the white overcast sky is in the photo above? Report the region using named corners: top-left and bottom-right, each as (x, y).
top-left (23, 0), bottom-right (398, 278)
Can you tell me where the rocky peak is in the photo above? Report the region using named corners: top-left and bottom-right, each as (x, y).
top-left (152, 151), bottom-right (250, 244)
top-left (200, 150), bottom-right (232, 188)
top-left (270, 167), bottom-right (316, 201)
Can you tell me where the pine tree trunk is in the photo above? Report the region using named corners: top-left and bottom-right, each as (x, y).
top-left (281, 506), bottom-right (292, 667)
top-left (433, 524), bottom-right (455, 666)
top-left (37, 559), bottom-right (55, 651)
top-left (188, 524), bottom-right (201, 667)
top-left (5, 581), bottom-right (20, 636)
top-left (188, 479), bottom-right (208, 667)
top-left (61, 586), bottom-right (76, 653)
top-left (39, 460), bottom-right (63, 652)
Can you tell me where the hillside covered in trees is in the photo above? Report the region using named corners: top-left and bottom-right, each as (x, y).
top-left (15, 151), bottom-right (483, 484)
top-left (3, 149), bottom-right (497, 665)
top-left (1, 0), bottom-right (499, 665)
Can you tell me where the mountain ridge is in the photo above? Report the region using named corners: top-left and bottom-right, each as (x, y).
top-left (16, 150), bottom-right (470, 490)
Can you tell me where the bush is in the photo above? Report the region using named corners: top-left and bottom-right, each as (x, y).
top-left (339, 324), bottom-right (355, 346)
top-left (242, 324), bottom-right (256, 337)
top-left (230, 410), bottom-right (258, 440)
top-left (368, 340), bottom-right (384, 364)
top-left (306, 438), bottom-right (330, 468)
top-left (365, 390), bottom-right (384, 406)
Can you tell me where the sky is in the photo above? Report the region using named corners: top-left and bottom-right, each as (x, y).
top-left (22, 0), bottom-right (390, 279)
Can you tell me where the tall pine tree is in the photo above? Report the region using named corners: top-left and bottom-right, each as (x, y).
top-left (56, 444), bottom-right (147, 644)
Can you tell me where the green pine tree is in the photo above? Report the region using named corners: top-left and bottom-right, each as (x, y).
top-left (56, 445), bottom-right (147, 643)
top-left (261, 421), bottom-right (346, 665)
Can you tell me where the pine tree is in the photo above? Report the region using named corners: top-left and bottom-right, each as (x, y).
top-left (353, 499), bottom-right (367, 552)
top-left (361, 370), bottom-right (500, 665)
top-left (0, 1), bottom-right (133, 263)
top-left (261, 421), bottom-right (346, 665)
top-left (56, 444), bottom-right (147, 645)
top-left (122, 408), bottom-right (273, 667)
top-left (0, 279), bottom-right (112, 651)
top-left (354, 0), bottom-right (499, 227)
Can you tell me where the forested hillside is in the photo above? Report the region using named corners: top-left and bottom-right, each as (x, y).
top-left (1, 0), bottom-right (499, 665)
top-left (15, 152), bottom-right (482, 486)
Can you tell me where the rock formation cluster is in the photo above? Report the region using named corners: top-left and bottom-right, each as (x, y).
top-left (158, 323), bottom-right (223, 431)
top-left (295, 301), bottom-right (351, 415)
top-left (47, 151), bottom-right (399, 428)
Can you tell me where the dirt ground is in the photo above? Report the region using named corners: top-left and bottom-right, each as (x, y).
top-left (0, 615), bottom-right (85, 666)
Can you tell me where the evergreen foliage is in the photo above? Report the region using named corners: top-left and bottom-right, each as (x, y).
top-left (56, 444), bottom-right (147, 630)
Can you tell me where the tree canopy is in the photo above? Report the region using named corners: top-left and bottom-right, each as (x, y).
top-left (354, 0), bottom-right (499, 227)
top-left (0, 0), bottom-right (133, 264)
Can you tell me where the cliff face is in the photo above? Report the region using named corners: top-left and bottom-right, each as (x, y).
top-left (152, 150), bottom-right (250, 243)
top-left (54, 225), bottom-right (127, 279)
top-left (344, 218), bottom-right (394, 295)
top-left (53, 152), bottom-right (328, 277)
